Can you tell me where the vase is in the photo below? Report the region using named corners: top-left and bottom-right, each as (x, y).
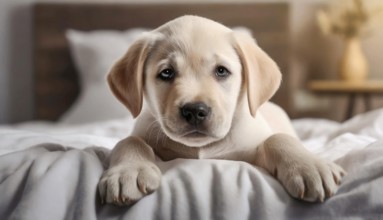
top-left (339, 37), bottom-right (368, 81)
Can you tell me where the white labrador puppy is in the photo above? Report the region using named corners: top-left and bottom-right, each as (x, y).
top-left (99, 16), bottom-right (345, 205)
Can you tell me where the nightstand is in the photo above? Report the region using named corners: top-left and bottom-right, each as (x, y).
top-left (308, 80), bottom-right (383, 120)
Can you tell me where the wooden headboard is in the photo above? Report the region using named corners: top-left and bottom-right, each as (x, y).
top-left (34, 3), bottom-right (290, 121)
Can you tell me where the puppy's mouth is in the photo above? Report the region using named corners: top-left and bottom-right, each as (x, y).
top-left (162, 123), bottom-right (219, 147)
top-left (181, 130), bottom-right (210, 138)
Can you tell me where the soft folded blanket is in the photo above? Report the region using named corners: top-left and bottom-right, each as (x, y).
top-left (1, 109), bottom-right (383, 220)
top-left (0, 142), bottom-right (382, 220)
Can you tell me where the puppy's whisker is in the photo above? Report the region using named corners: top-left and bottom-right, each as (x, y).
top-left (155, 129), bottom-right (163, 149)
top-left (153, 117), bottom-right (173, 148)
top-left (145, 120), bottom-right (159, 134)
top-left (146, 121), bottom-right (162, 144)
top-left (160, 117), bottom-right (177, 130)
top-left (146, 123), bottom-right (156, 140)
top-left (161, 131), bottom-right (167, 147)
top-left (145, 117), bottom-right (168, 148)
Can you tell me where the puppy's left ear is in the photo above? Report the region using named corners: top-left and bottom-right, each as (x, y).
top-left (233, 31), bottom-right (282, 117)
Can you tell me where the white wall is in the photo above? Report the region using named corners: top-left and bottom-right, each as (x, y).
top-left (0, 0), bottom-right (382, 123)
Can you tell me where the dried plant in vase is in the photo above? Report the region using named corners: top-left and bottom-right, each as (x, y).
top-left (317, 0), bottom-right (383, 81)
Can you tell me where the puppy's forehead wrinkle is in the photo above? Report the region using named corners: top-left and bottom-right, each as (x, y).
top-left (152, 39), bottom-right (186, 64)
top-left (160, 45), bottom-right (234, 74)
top-left (214, 53), bottom-right (238, 70)
top-left (151, 23), bottom-right (237, 76)
top-left (157, 53), bottom-right (178, 70)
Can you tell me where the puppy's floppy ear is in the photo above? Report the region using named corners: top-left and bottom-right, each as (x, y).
top-left (107, 35), bottom-right (153, 118)
top-left (233, 31), bottom-right (282, 117)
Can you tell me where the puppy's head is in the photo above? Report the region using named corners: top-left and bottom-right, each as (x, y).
top-left (108, 16), bottom-right (281, 147)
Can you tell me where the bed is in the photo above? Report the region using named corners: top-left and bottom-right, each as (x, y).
top-left (1, 2), bottom-right (383, 220)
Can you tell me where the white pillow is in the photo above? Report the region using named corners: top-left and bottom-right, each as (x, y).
top-left (60, 29), bottom-right (149, 124)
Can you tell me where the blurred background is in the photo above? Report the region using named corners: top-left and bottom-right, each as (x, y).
top-left (0, 0), bottom-right (383, 124)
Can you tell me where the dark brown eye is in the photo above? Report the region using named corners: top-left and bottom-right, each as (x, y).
top-left (215, 66), bottom-right (230, 78)
top-left (158, 68), bottom-right (175, 81)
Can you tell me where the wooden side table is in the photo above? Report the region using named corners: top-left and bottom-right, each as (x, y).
top-left (308, 80), bottom-right (383, 120)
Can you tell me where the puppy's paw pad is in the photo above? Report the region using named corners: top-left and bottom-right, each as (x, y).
top-left (98, 163), bottom-right (161, 206)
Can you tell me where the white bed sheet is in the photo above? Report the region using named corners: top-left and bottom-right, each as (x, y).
top-left (1, 108), bottom-right (380, 160)
top-left (0, 116), bottom-right (135, 156)
top-left (1, 109), bottom-right (383, 220)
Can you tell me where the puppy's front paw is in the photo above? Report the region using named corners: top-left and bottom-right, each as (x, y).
top-left (98, 163), bottom-right (161, 205)
top-left (277, 159), bottom-right (346, 202)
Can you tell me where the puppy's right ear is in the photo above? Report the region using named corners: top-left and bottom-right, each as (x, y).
top-left (107, 36), bottom-right (153, 118)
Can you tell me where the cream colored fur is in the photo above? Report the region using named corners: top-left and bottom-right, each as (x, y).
top-left (99, 16), bottom-right (345, 205)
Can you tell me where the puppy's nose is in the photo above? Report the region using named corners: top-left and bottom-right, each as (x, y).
top-left (180, 102), bottom-right (211, 125)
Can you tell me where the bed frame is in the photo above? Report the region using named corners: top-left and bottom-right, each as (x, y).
top-left (33, 3), bottom-right (290, 121)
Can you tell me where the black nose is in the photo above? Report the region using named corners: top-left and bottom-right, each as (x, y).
top-left (180, 102), bottom-right (211, 125)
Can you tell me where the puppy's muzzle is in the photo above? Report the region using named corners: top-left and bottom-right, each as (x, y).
top-left (180, 102), bottom-right (211, 126)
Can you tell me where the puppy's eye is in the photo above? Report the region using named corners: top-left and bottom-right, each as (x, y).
top-left (158, 68), bottom-right (175, 81)
top-left (215, 66), bottom-right (230, 78)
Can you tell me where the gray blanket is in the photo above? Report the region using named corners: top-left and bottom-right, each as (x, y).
top-left (1, 142), bottom-right (383, 220)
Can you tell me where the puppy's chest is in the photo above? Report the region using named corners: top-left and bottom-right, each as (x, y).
top-left (151, 138), bottom-right (240, 161)
top-left (148, 125), bottom-right (272, 162)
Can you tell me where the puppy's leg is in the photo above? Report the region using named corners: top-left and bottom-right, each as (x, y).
top-left (254, 133), bottom-right (346, 202)
top-left (98, 136), bottom-right (161, 205)
top-left (259, 102), bottom-right (298, 138)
